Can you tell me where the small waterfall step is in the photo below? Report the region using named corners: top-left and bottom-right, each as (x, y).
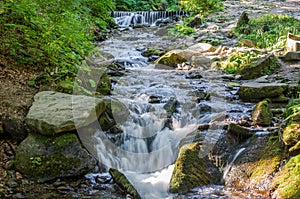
top-left (112, 11), bottom-right (185, 27)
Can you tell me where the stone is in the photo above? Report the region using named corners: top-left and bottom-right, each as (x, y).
top-left (251, 99), bottom-right (273, 126)
top-left (285, 33), bottom-right (300, 52)
top-left (109, 168), bottom-right (141, 199)
top-left (26, 91), bottom-right (106, 136)
top-left (98, 98), bottom-right (129, 132)
top-left (14, 133), bottom-right (97, 182)
top-left (236, 54), bottom-right (280, 80)
top-left (75, 67), bottom-right (112, 95)
top-left (2, 116), bottom-right (27, 142)
top-left (271, 154), bottom-right (300, 199)
top-left (187, 15), bottom-right (202, 28)
top-left (155, 50), bottom-right (187, 68)
top-left (186, 43), bottom-right (216, 53)
top-left (237, 82), bottom-right (288, 102)
top-left (283, 51), bottom-right (300, 61)
top-left (227, 123), bottom-right (254, 141)
top-left (282, 123), bottom-right (300, 146)
top-left (169, 142), bottom-right (221, 193)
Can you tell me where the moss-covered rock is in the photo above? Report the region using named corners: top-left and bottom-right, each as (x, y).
top-left (282, 123), bottom-right (300, 146)
top-left (251, 99), bottom-right (273, 126)
top-left (75, 67), bottom-right (112, 95)
top-left (227, 123), bottom-right (254, 141)
top-left (14, 133), bottom-right (97, 182)
top-left (224, 136), bottom-right (283, 190)
top-left (99, 97), bottom-right (129, 131)
top-left (109, 168), bottom-right (141, 199)
top-left (237, 82), bottom-right (288, 102)
top-left (236, 54), bottom-right (280, 80)
top-left (155, 50), bottom-right (187, 68)
top-left (169, 142), bottom-right (221, 193)
top-left (272, 154), bottom-right (300, 199)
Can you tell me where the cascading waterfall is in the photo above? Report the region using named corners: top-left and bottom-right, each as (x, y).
top-left (113, 11), bottom-right (185, 27)
top-left (82, 28), bottom-right (230, 199)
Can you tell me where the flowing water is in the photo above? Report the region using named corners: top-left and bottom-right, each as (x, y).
top-left (82, 27), bottom-right (264, 198)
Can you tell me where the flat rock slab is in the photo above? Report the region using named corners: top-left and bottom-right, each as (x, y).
top-left (26, 91), bottom-right (106, 135)
top-left (237, 82), bottom-right (288, 101)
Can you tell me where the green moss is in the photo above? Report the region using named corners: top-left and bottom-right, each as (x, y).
top-left (155, 52), bottom-right (187, 68)
top-left (52, 133), bottom-right (78, 148)
top-left (169, 143), bottom-right (220, 193)
top-left (282, 123), bottom-right (300, 146)
top-left (272, 154), bottom-right (300, 198)
top-left (109, 168), bottom-right (141, 199)
top-left (250, 136), bottom-right (283, 182)
top-left (251, 99), bottom-right (273, 126)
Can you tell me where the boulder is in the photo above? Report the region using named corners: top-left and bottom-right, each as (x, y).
top-left (224, 136), bottom-right (283, 190)
top-left (187, 15), bottom-right (202, 28)
top-left (237, 82), bottom-right (288, 102)
top-left (14, 133), bottom-right (97, 182)
top-left (285, 33), bottom-right (300, 52)
top-left (99, 97), bottom-right (130, 131)
top-left (155, 50), bottom-right (187, 68)
top-left (2, 115), bottom-right (27, 142)
top-left (26, 91), bottom-right (106, 136)
top-left (251, 99), bottom-right (273, 126)
top-left (109, 168), bottom-right (141, 199)
top-left (155, 43), bottom-right (216, 68)
top-left (271, 154), bottom-right (300, 199)
top-left (75, 67), bottom-right (112, 95)
top-left (169, 142), bottom-right (221, 193)
top-left (282, 123), bottom-right (300, 146)
top-left (236, 54), bottom-right (280, 80)
top-left (227, 123), bottom-right (254, 141)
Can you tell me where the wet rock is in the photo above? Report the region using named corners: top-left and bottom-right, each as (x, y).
top-left (14, 133), bottom-right (97, 182)
top-left (224, 136), bottom-right (283, 190)
top-left (191, 56), bottom-right (213, 69)
top-left (251, 99), bottom-right (273, 126)
top-left (188, 88), bottom-right (210, 102)
top-left (185, 71), bottom-right (203, 79)
top-left (271, 154), bottom-right (300, 199)
top-left (237, 82), bottom-right (288, 102)
top-left (163, 97), bottom-right (178, 115)
top-left (169, 142), bottom-right (221, 193)
top-left (148, 95), bottom-right (163, 103)
top-left (109, 168), bottom-right (141, 199)
top-left (26, 91), bottom-right (106, 136)
top-left (141, 47), bottom-right (166, 57)
top-left (227, 123), bottom-right (254, 141)
top-left (99, 98), bottom-right (130, 131)
top-left (236, 54), bottom-right (280, 80)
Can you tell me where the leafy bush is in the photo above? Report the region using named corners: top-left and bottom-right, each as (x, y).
top-left (235, 14), bottom-right (300, 49)
top-left (180, 0), bottom-right (224, 16)
top-left (0, 0), bottom-right (113, 91)
top-left (169, 24), bottom-right (195, 37)
top-left (285, 99), bottom-right (300, 124)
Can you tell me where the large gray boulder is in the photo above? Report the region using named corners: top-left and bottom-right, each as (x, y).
top-left (14, 133), bottom-right (97, 182)
top-left (237, 82), bottom-right (288, 102)
top-left (26, 91), bottom-right (106, 136)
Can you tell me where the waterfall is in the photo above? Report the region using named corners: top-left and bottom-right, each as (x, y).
top-left (113, 11), bottom-right (185, 27)
top-left (222, 147), bottom-right (246, 180)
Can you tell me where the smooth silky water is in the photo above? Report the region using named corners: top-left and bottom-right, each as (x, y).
top-left (82, 26), bottom-right (255, 198)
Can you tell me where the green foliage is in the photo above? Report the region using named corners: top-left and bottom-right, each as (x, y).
top-left (0, 0), bottom-right (114, 91)
top-left (285, 99), bottom-right (300, 124)
top-left (180, 0), bottom-right (224, 16)
top-left (169, 24), bottom-right (195, 37)
top-left (235, 14), bottom-right (300, 49)
top-left (30, 157), bottom-right (42, 166)
top-left (220, 51), bottom-right (262, 73)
